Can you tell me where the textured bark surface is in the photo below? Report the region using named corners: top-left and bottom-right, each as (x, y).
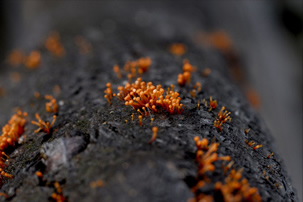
top-left (0, 2), bottom-right (298, 202)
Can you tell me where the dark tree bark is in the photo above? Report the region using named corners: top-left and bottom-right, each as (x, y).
top-left (0, 2), bottom-right (298, 202)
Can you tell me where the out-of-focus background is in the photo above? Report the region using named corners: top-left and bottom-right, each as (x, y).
top-left (0, 1), bottom-right (302, 201)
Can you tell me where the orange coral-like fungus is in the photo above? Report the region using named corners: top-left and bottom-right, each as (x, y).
top-left (191, 137), bottom-right (260, 202)
top-left (178, 60), bottom-right (195, 86)
top-left (45, 32), bottom-right (65, 57)
top-left (214, 120), bottom-right (223, 132)
top-left (45, 95), bottom-right (59, 113)
top-left (244, 128), bottom-right (250, 134)
top-left (193, 82), bottom-right (202, 92)
top-left (253, 144), bottom-right (263, 150)
top-left (138, 57), bottom-right (151, 73)
top-left (123, 57), bottom-right (151, 78)
top-left (169, 43), bottom-right (187, 56)
top-left (118, 78), bottom-right (184, 115)
top-left (31, 113), bottom-right (56, 134)
top-left (25, 50), bottom-right (41, 69)
top-left (209, 96), bottom-right (217, 112)
top-left (217, 106), bottom-right (231, 123)
top-left (36, 171), bottom-right (43, 178)
top-left (215, 169), bottom-right (261, 202)
top-left (206, 31), bottom-right (232, 52)
top-left (113, 65), bottom-right (122, 78)
top-left (183, 59), bottom-right (196, 73)
top-left (104, 83), bottom-right (116, 105)
top-left (0, 111), bottom-right (28, 151)
top-left (267, 153), bottom-right (274, 159)
top-left (51, 182), bottom-right (66, 202)
top-left (202, 68), bottom-right (211, 77)
top-left (194, 137), bottom-right (231, 176)
top-left (190, 137), bottom-right (231, 201)
top-left (213, 106), bottom-right (231, 132)
top-left (90, 180), bottom-right (104, 188)
top-left (0, 111), bottom-right (28, 182)
top-left (7, 50), bottom-right (25, 66)
top-left (178, 72), bottom-right (191, 86)
top-left (149, 126), bottom-right (158, 144)
top-left (138, 115), bottom-right (143, 126)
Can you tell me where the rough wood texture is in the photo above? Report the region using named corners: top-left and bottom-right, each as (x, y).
top-left (0, 2), bottom-right (298, 201)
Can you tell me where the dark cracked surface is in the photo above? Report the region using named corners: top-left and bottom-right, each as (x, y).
top-left (0, 2), bottom-right (298, 202)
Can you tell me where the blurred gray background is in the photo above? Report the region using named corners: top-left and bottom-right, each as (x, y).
top-left (0, 1), bottom-right (302, 201)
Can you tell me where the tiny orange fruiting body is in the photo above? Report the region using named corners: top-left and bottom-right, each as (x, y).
top-left (149, 127), bottom-right (158, 144)
top-left (267, 153), bottom-right (274, 159)
top-left (213, 120), bottom-right (223, 132)
top-left (217, 106), bottom-right (231, 123)
top-left (191, 136), bottom-right (231, 201)
top-left (150, 117), bottom-right (154, 126)
top-left (36, 171), bottom-right (43, 178)
top-left (138, 115), bottom-right (143, 126)
top-left (253, 144), bottom-right (263, 150)
top-left (7, 49), bottom-right (25, 66)
top-left (90, 180), bottom-right (104, 188)
top-left (117, 78), bottom-right (184, 115)
top-left (193, 82), bottom-right (202, 92)
top-left (244, 128), bottom-right (250, 134)
top-left (25, 50), bottom-right (41, 69)
top-left (104, 83), bottom-right (115, 105)
top-left (190, 90), bottom-right (196, 98)
top-left (209, 96), bottom-right (217, 112)
top-left (113, 65), bottom-right (122, 78)
top-left (45, 95), bottom-right (59, 113)
top-left (169, 43), bottom-right (186, 56)
top-left (202, 68), bottom-right (211, 77)
top-left (45, 32), bottom-right (65, 57)
top-left (31, 113), bottom-right (56, 134)
top-left (183, 59), bottom-right (196, 72)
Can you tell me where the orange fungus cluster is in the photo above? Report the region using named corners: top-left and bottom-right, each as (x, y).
top-left (7, 50), bottom-right (25, 66)
top-left (208, 96), bottom-right (217, 112)
top-left (191, 137), bottom-right (261, 202)
top-left (0, 111), bottom-right (28, 151)
top-left (117, 78), bottom-right (184, 115)
top-left (25, 51), bottom-right (41, 69)
top-left (190, 137), bottom-right (231, 201)
top-left (114, 57), bottom-right (152, 81)
top-left (178, 72), bottom-right (191, 87)
top-left (31, 113), bottom-right (56, 134)
top-left (149, 126), bottom-right (158, 144)
top-left (90, 180), bottom-right (104, 189)
top-left (45, 95), bottom-right (59, 113)
top-left (113, 65), bottom-right (122, 79)
top-left (51, 182), bottom-right (66, 202)
top-left (178, 59), bottom-right (196, 86)
top-left (45, 32), bottom-right (65, 57)
top-left (215, 169), bottom-right (261, 202)
top-left (194, 137), bottom-right (231, 176)
top-left (169, 43), bottom-right (187, 56)
top-left (214, 106), bottom-right (231, 132)
top-left (205, 31), bottom-right (233, 52)
top-left (104, 83), bottom-right (115, 105)
top-left (0, 111), bottom-right (28, 180)
top-left (7, 49), bottom-right (41, 69)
